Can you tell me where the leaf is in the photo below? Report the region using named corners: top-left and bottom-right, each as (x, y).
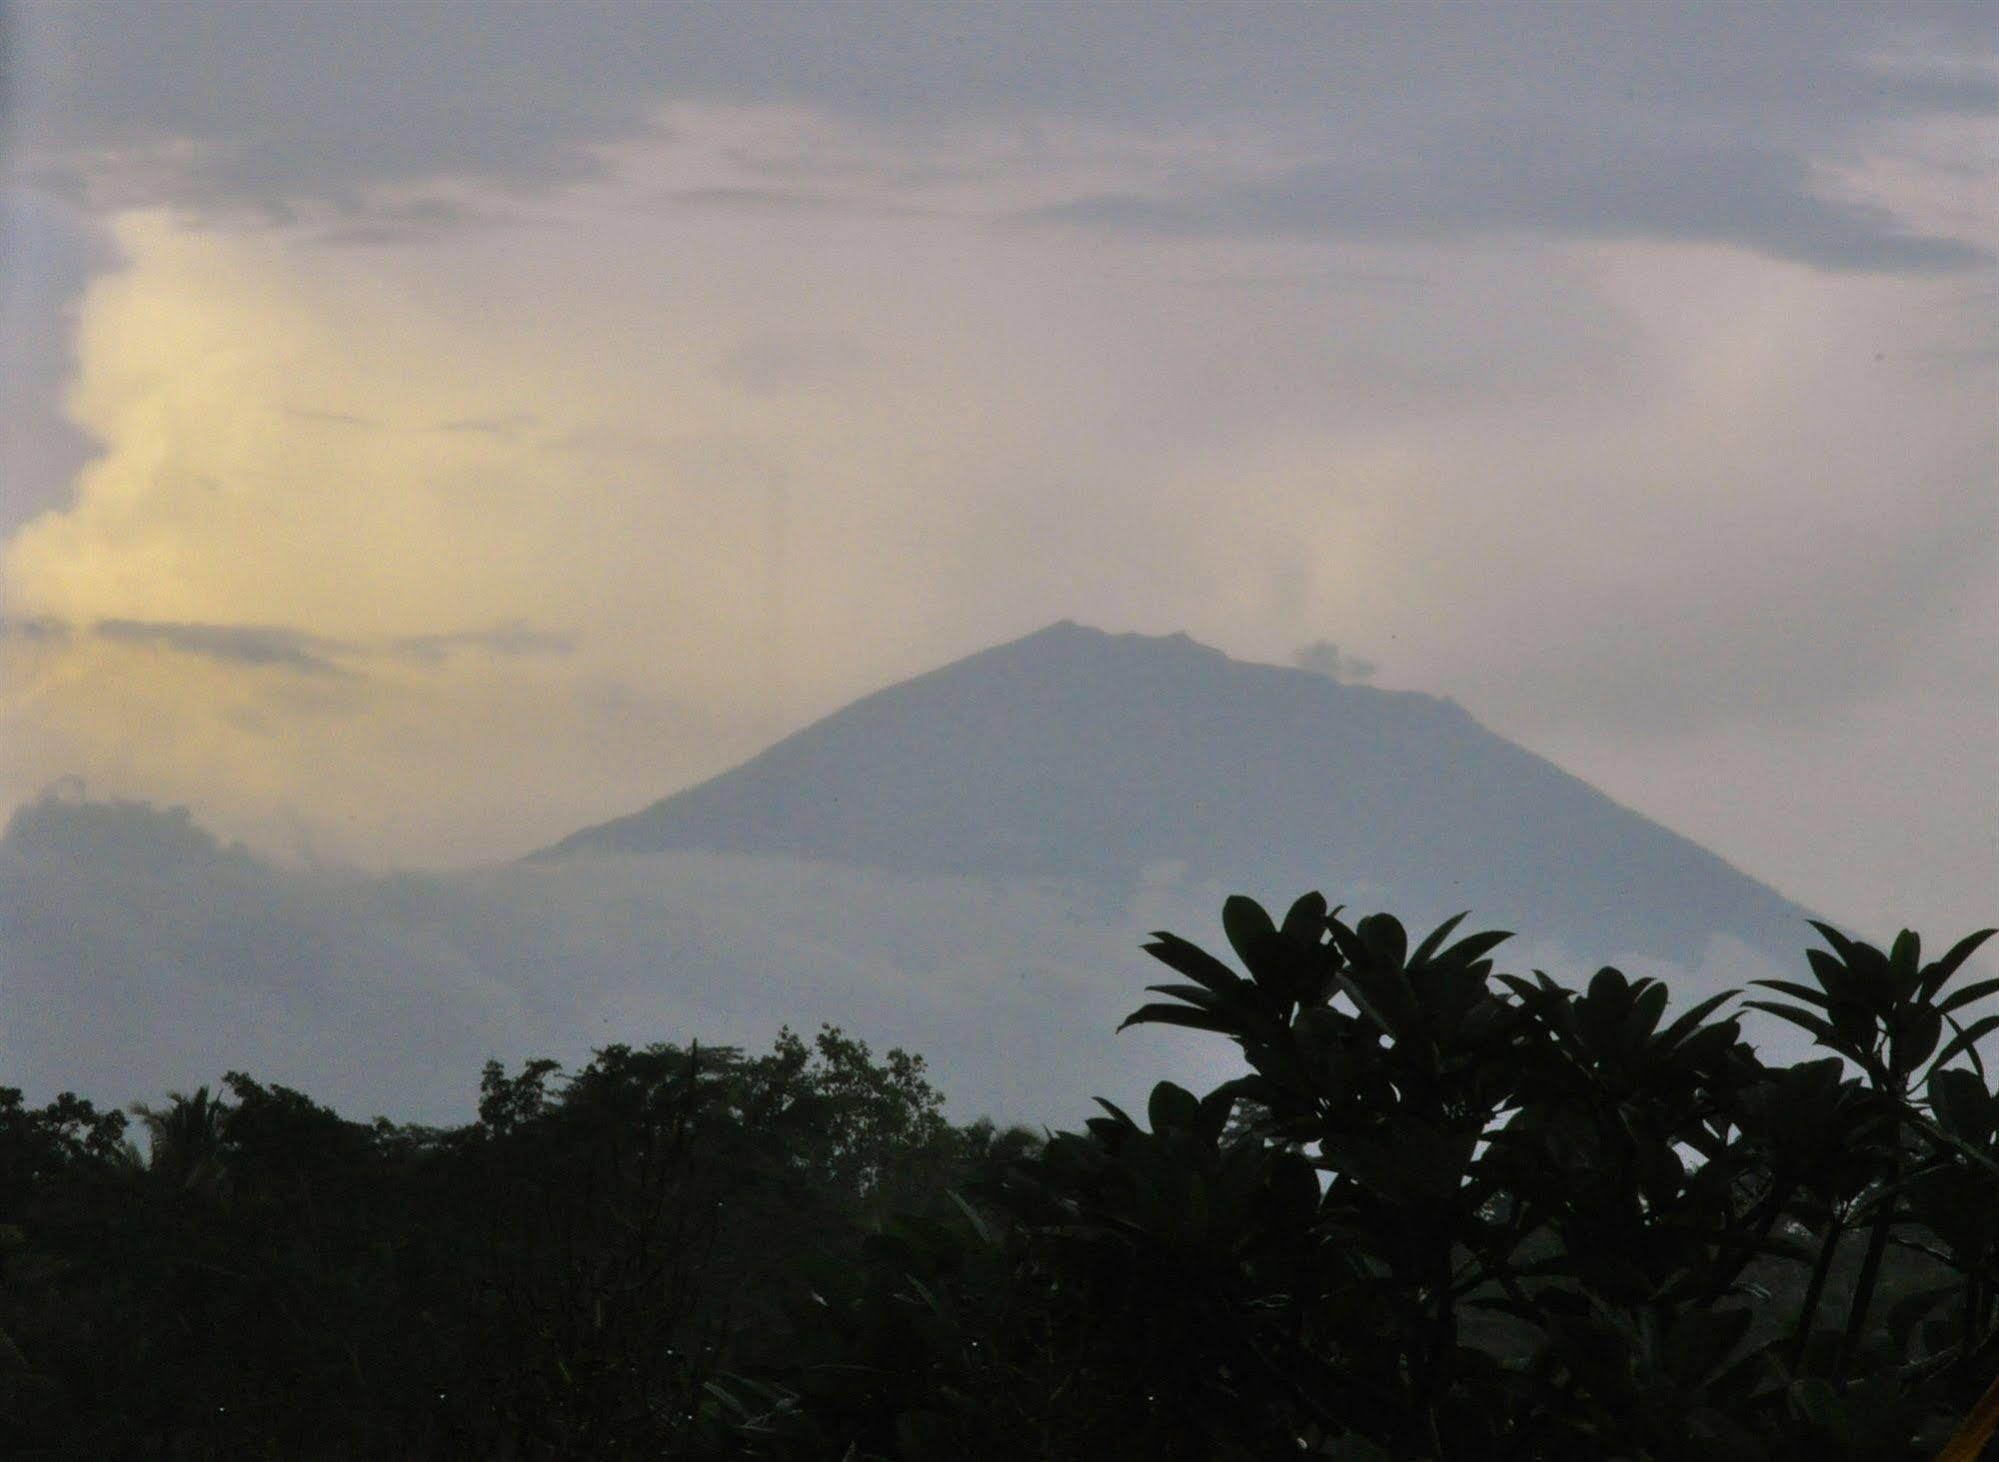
top-left (1926, 1068), bottom-right (1991, 1144)
top-left (1356, 912), bottom-right (1408, 971)
top-left (1742, 1000), bottom-right (1840, 1050)
top-left (1194, 1087), bottom-right (1236, 1144)
top-left (1222, 896), bottom-right (1277, 967)
top-left (1409, 911), bottom-right (1469, 967)
top-left (1884, 1281), bottom-right (1954, 1347)
top-left (1806, 948), bottom-right (1865, 1007)
top-left (1140, 981), bottom-right (1228, 1010)
top-left (1337, 969), bottom-right (1416, 1042)
top-left (1941, 1012), bottom-right (1989, 1084)
top-left (1661, 989), bottom-right (1741, 1046)
top-left (945, 1190), bottom-right (997, 1247)
top-left (1788, 1377), bottom-right (1841, 1429)
top-left (1624, 979), bottom-right (1671, 1046)
top-left (1919, 928), bottom-right (1999, 1003)
top-left (1092, 1097), bottom-right (1138, 1128)
top-left (1281, 891), bottom-right (1329, 944)
top-left (1930, 1012), bottom-right (1999, 1074)
top-left (1117, 1003), bottom-right (1236, 1035)
top-left (1143, 932), bottom-right (1244, 995)
top-left (1438, 928), bottom-right (1512, 970)
top-left (1934, 976), bottom-right (1999, 1018)
top-left (1808, 919), bottom-right (1861, 966)
top-left (1890, 1004), bottom-right (1943, 1074)
top-left (1147, 1082), bottom-right (1201, 1135)
top-left (1890, 929), bottom-right (1922, 988)
top-left (1747, 978), bottom-right (1832, 1010)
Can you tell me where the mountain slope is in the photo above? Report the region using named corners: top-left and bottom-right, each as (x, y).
top-left (541, 622), bottom-right (1812, 965)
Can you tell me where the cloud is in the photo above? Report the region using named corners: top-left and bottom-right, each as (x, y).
top-left (92, 618), bottom-right (352, 675)
top-left (1, 173), bottom-right (1992, 927)
top-left (1293, 640), bottom-right (1376, 683)
top-left (2, 612), bottom-right (575, 676)
top-left (2, 795), bottom-right (1821, 1129)
top-left (390, 621), bottom-right (578, 664)
top-left (0, 795), bottom-right (1244, 1128)
top-left (284, 406), bottom-right (380, 429)
top-left (0, 195), bottom-right (103, 538)
top-left (429, 412), bottom-right (536, 438)
top-left (17, 2), bottom-right (1994, 269)
top-left (0, 613), bottom-right (70, 644)
top-left (1027, 131), bottom-right (1990, 273)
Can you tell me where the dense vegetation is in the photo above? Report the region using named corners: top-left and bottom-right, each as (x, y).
top-left (2, 898), bottom-right (1996, 1459)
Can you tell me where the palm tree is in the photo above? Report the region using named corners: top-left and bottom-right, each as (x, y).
top-left (131, 1086), bottom-right (229, 1192)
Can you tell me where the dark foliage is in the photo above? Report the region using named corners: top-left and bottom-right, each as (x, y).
top-left (2, 902), bottom-right (1995, 1459)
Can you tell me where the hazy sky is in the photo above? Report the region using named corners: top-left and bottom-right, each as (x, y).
top-left (2, 1), bottom-right (1994, 937)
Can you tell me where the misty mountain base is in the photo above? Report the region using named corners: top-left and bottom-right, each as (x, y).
top-left (3, 901), bottom-right (1996, 1461)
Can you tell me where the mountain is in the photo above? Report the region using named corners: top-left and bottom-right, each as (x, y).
top-left (541, 622), bottom-right (1813, 966)
top-left (5, 623), bottom-right (1827, 1126)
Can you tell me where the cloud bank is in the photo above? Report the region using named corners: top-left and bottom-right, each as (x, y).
top-left (1, 795), bottom-right (1811, 1128)
top-left (22, 2), bottom-right (1995, 273)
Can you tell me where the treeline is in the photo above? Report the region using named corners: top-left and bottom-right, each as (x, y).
top-left (2, 899), bottom-right (1996, 1459)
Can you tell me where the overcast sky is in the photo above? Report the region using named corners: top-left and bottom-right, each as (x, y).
top-left (2, 1), bottom-right (1994, 938)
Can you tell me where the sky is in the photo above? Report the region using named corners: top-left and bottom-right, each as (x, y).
top-left (2, 1), bottom-right (1995, 941)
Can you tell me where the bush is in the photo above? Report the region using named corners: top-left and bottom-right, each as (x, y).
top-left (1, 901), bottom-right (1994, 1459)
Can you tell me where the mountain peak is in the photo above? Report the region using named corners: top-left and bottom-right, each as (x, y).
top-left (996, 618), bottom-right (1216, 660)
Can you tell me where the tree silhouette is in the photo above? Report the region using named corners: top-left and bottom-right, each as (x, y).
top-left (0, 903), bottom-right (1992, 1459)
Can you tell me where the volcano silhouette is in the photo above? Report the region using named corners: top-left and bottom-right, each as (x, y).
top-left (540, 622), bottom-right (1810, 966)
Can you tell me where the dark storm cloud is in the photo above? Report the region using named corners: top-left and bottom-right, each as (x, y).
top-left (23, 0), bottom-right (1996, 270)
top-left (1028, 126), bottom-right (1989, 272)
top-left (0, 196), bottom-right (103, 537)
